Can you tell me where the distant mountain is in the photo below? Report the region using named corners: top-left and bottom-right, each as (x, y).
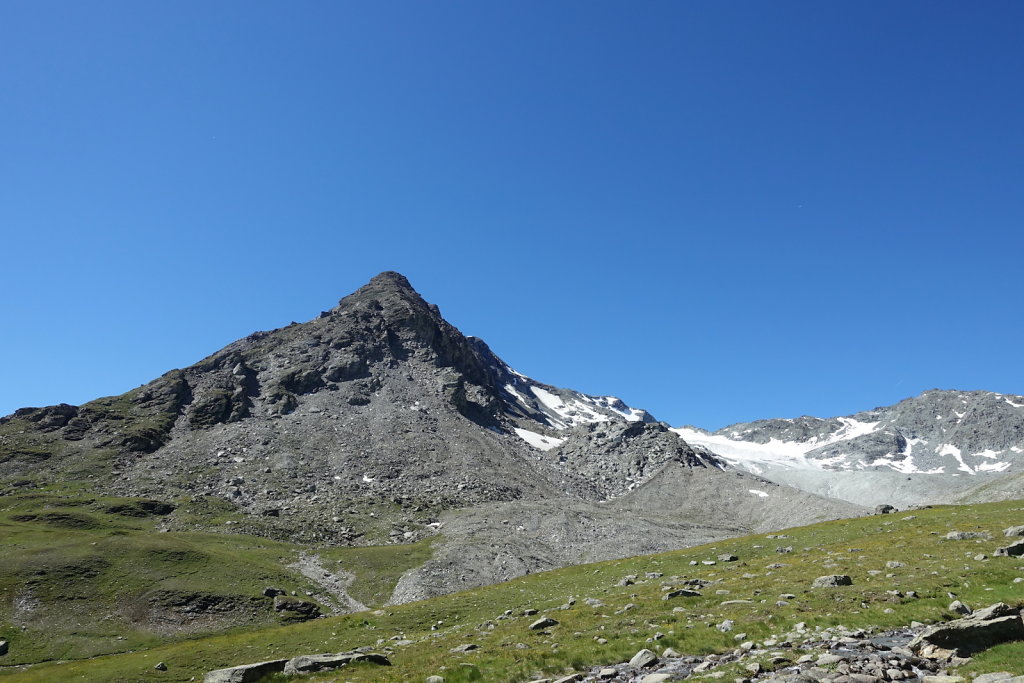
top-left (0, 272), bottom-right (861, 604)
top-left (674, 389), bottom-right (1024, 506)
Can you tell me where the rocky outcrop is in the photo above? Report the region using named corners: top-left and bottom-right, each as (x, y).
top-left (283, 652), bottom-right (390, 674)
top-left (909, 602), bottom-right (1024, 658)
top-left (203, 659), bottom-right (288, 683)
top-left (995, 540), bottom-right (1024, 557)
top-left (812, 574), bottom-right (853, 587)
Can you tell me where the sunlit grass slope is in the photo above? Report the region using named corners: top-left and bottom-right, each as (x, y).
top-left (3, 499), bottom-right (1023, 682)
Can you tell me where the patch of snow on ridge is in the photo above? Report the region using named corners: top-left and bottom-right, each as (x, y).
top-left (748, 489), bottom-right (769, 498)
top-left (672, 428), bottom-right (817, 470)
top-left (529, 386), bottom-right (622, 427)
top-left (1006, 397), bottom-right (1024, 408)
top-left (674, 418), bottom-right (881, 472)
top-left (513, 428), bottom-right (564, 451)
top-left (937, 443), bottom-right (974, 474)
top-left (503, 383), bottom-right (532, 407)
top-left (977, 461), bottom-right (1012, 473)
top-left (972, 449), bottom-right (1001, 459)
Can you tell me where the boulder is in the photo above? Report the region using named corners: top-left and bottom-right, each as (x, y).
top-left (945, 531), bottom-right (989, 540)
top-left (909, 604), bottom-right (1024, 657)
top-left (995, 540), bottom-right (1024, 557)
top-left (974, 674), bottom-right (1015, 683)
top-left (718, 553), bottom-right (738, 562)
top-left (203, 659), bottom-right (288, 683)
top-left (1003, 526), bottom-right (1024, 537)
top-left (949, 600), bottom-right (972, 615)
top-left (426, 677), bottom-right (445, 683)
top-left (529, 616), bottom-right (559, 630)
top-left (875, 504), bottom-right (896, 514)
top-left (629, 648), bottom-right (659, 668)
top-left (662, 588), bottom-right (701, 600)
top-left (970, 603), bottom-right (1019, 621)
top-left (0, 639), bottom-right (7, 657)
top-left (812, 575), bottom-right (853, 588)
top-left (283, 652), bottom-right (390, 674)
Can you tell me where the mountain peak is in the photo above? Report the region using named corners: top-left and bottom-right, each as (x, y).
top-left (367, 270), bottom-right (414, 290)
top-left (347, 271), bottom-right (418, 300)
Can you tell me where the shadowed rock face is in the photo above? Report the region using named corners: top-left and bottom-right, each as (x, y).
top-left (0, 271), bottom-right (865, 602)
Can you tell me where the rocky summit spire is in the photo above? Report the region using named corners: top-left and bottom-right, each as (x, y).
top-left (342, 271), bottom-right (419, 304)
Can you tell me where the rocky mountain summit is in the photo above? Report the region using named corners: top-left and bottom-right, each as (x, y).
top-left (0, 272), bottom-right (861, 603)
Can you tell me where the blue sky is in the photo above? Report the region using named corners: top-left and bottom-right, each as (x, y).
top-left (2, 1), bottom-right (1022, 429)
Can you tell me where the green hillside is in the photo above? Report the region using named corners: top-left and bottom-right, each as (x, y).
top-left (2, 498), bottom-right (1023, 682)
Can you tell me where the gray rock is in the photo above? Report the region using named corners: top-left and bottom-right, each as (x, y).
top-left (970, 602), bottom-right (1019, 621)
top-left (203, 659), bottom-right (288, 683)
top-left (426, 677), bottom-right (445, 683)
top-left (629, 648), bottom-right (659, 668)
top-left (1003, 526), bottom-right (1024, 537)
top-left (663, 588), bottom-right (701, 600)
top-left (552, 676), bottom-right (583, 683)
top-left (154, 662), bottom-right (167, 671)
top-left (449, 644), bottom-right (478, 653)
top-left (283, 652), bottom-right (390, 674)
top-left (948, 600), bottom-right (972, 615)
top-left (0, 640), bottom-right (7, 657)
top-left (910, 606), bottom-right (1024, 657)
top-left (598, 669), bottom-right (617, 679)
top-left (974, 674), bottom-right (1014, 683)
top-left (718, 553), bottom-right (738, 562)
top-left (530, 616), bottom-right (559, 630)
top-left (262, 586), bottom-right (285, 598)
top-left (812, 574), bottom-right (853, 587)
top-left (641, 675), bottom-right (673, 683)
top-left (875, 504), bottom-right (896, 514)
top-left (945, 531), bottom-right (990, 540)
top-left (995, 540), bottom-right (1024, 557)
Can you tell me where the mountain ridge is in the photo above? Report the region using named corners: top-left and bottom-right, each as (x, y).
top-left (0, 271), bottom-right (865, 608)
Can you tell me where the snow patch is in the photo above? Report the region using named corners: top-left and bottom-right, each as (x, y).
top-left (673, 418), bottom-right (881, 473)
top-left (977, 461), bottom-right (1011, 473)
top-left (1006, 397), bottom-right (1024, 408)
top-left (937, 443), bottom-right (974, 474)
top-left (503, 383), bottom-right (531, 406)
top-left (514, 428), bottom-right (565, 451)
top-left (748, 489), bottom-right (769, 498)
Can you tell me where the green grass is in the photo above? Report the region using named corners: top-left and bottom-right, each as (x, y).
top-left (3, 499), bottom-right (1023, 682)
top-left (0, 491), bottom-right (435, 670)
top-left (320, 539), bottom-right (435, 607)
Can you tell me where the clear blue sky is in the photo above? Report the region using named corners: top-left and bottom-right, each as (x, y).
top-left (3, 1), bottom-right (1023, 429)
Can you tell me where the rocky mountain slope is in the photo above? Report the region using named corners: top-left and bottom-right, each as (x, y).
top-left (0, 272), bottom-right (861, 609)
top-left (675, 390), bottom-right (1024, 507)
